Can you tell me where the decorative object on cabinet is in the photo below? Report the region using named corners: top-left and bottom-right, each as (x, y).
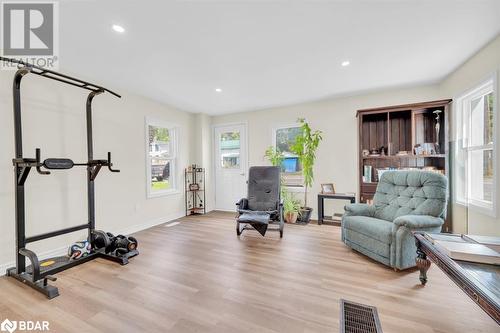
top-left (185, 164), bottom-right (206, 216)
top-left (357, 99), bottom-right (452, 232)
top-left (433, 109), bottom-right (442, 154)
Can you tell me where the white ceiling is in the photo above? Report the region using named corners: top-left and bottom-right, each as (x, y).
top-left (59, 0), bottom-right (500, 115)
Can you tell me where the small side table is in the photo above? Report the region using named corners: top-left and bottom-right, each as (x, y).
top-left (317, 193), bottom-right (355, 225)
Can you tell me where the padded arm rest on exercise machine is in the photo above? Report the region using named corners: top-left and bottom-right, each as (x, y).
top-left (44, 158), bottom-right (74, 169)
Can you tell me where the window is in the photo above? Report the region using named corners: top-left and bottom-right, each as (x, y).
top-left (455, 75), bottom-right (497, 215)
top-left (219, 131), bottom-right (240, 169)
top-left (146, 118), bottom-right (178, 197)
top-left (273, 125), bottom-right (303, 188)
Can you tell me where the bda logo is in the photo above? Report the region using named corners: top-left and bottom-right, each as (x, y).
top-left (0, 318), bottom-right (49, 332)
top-left (0, 319), bottom-right (17, 333)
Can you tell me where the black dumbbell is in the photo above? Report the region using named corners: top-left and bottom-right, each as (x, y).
top-left (113, 235), bottom-right (138, 253)
top-left (91, 230), bottom-right (117, 254)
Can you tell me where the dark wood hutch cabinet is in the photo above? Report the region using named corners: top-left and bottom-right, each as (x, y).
top-left (357, 99), bottom-right (452, 232)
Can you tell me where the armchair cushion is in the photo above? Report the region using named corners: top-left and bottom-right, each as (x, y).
top-left (247, 166), bottom-right (280, 211)
top-left (238, 212), bottom-right (270, 224)
top-left (343, 216), bottom-right (393, 245)
top-left (237, 212), bottom-right (270, 236)
top-left (373, 171), bottom-right (447, 222)
top-left (393, 215), bottom-right (444, 229)
top-left (344, 203), bottom-right (375, 217)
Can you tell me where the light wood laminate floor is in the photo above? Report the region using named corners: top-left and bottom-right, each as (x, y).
top-left (0, 211), bottom-right (497, 332)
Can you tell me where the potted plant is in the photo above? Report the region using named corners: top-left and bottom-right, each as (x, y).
top-left (282, 190), bottom-right (301, 223)
top-left (291, 118), bottom-right (323, 223)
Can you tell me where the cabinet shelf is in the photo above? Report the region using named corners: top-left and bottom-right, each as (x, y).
top-left (362, 154), bottom-right (446, 160)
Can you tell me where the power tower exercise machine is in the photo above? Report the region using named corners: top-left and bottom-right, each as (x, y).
top-left (2, 57), bottom-right (139, 299)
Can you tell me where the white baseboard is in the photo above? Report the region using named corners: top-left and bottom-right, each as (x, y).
top-left (0, 211), bottom-right (184, 277)
top-left (117, 211), bottom-right (185, 236)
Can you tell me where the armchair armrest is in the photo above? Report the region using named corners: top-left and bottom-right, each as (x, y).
top-left (393, 215), bottom-right (444, 229)
top-left (344, 203), bottom-right (375, 217)
top-left (236, 198), bottom-right (249, 212)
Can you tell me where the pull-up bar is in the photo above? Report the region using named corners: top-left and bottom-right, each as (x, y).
top-left (0, 56), bottom-right (121, 97)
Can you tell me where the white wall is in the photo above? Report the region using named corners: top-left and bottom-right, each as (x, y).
top-left (439, 34), bottom-right (500, 235)
top-left (212, 85), bottom-right (445, 219)
top-left (0, 69), bottom-right (196, 272)
top-left (193, 113), bottom-right (215, 212)
top-left (211, 34), bottom-right (500, 236)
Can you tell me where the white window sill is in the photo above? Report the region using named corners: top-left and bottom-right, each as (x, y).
top-left (284, 186), bottom-right (305, 193)
top-left (147, 189), bottom-right (180, 199)
top-left (454, 198), bottom-right (497, 218)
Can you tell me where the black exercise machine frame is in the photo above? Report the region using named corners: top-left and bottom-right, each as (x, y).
top-left (2, 57), bottom-right (137, 299)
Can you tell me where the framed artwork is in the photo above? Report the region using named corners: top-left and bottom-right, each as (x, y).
top-left (321, 183), bottom-right (335, 194)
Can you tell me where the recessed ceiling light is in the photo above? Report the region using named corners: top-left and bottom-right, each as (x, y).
top-left (341, 60), bottom-right (350, 67)
top-left (112, 24), bottom-right (125, 33)
top-left (215, 88), bottom-right (222, 93)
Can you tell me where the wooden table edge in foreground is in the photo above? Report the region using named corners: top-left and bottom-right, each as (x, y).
top-left (413, 231), bottom-right (500, 325)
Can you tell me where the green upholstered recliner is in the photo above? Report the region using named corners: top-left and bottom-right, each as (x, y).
top-left (341, 171), bottom-right (448, 270)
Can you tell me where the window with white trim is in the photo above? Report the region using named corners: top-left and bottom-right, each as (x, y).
top-left (273, 125), bottom-right (304, 188)
top-left (146, 119), bottom-right (178, 197)
top-left (455, 75), bottom-right (496, 215)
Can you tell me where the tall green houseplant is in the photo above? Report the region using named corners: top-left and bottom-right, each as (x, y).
top-left (264, 146), bottom-right (284, 168)
top-left (291, 118), bottom-right (322, 209)
top-left (264, 146), bottom-right (286, 196)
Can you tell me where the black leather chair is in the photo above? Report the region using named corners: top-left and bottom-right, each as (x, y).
top-left (236, 166), bottom-right (284, 238)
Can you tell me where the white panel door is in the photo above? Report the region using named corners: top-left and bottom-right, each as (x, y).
top-left (214, 124), bottom-right (247, 211)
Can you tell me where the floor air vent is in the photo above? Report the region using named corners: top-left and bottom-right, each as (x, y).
top-left (340, 299), bottom-right (383, 333)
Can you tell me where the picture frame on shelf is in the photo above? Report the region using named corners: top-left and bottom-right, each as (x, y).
top-left (321, 183), bottom-right (335, 194)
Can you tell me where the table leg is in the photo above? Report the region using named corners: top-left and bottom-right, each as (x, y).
top-left (415, 242), bottom-right (431, 285)
top-left (318, 197), bottom-right (323, 225)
